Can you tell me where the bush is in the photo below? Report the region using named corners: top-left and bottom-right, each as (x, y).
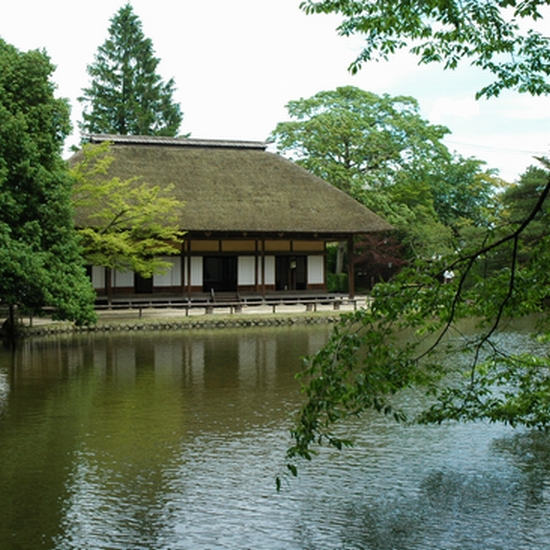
top-left (327, 273), bottom-right (348, 293)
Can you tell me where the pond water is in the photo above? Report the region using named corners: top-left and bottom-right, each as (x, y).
top-left (1, 324), bottom-right (550, 549)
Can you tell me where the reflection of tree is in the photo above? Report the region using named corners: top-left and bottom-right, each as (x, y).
top-left (294, 424), bottom-right (550, 549)
top-left (0, 335), bottom-right (186, 548)
top-left (203, 333), bottom-right (240, 389)
top-left (0, 344), bottom-right (82, 548)
top-left (0, 327), bottom-right (332, 547)
top-left (493, 431), bottom-right (550, 505)
top-left (62, 363), bottom-right (185, 548)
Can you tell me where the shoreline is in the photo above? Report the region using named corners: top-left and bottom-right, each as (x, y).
top-left (19, 300), bottom-right (365, 336)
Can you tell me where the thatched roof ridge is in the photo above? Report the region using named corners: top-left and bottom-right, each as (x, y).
top-left (72, 135), bottom-right (392, 236)
top-left (84, 133), bottom-right (267, 150)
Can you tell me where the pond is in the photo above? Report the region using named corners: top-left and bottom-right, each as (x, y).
top-left (1, 324), bottom-right (550, 549)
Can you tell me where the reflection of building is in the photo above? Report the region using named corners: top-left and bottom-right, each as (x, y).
top-left (84, 330), bottom-right (330, 390)
top-left (72, 134), bottom-right (391, 298)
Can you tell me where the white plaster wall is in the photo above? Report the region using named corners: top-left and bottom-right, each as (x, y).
top-left (91, 266), bottom-right (105, 289)
top-left (262, 256), bottom-right (275, 285)
top-left (153, 256), bottom-right (181, 287)
top-left (238, 256), bottom-right (256, 285)
top-left (112, 269), bottom-right (134, 288)
top-left (190, 256), bottom-right (203, 286)
top-left (307, 255), bottom-right (325, 284)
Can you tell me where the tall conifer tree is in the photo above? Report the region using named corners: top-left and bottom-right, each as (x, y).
top-left (79, 3), bottom-right (183, 136)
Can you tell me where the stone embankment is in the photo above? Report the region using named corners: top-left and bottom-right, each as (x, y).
top-left (19, 300), bottom-right (367, 336)
top-left (23, 313), bottom-right (346, 336)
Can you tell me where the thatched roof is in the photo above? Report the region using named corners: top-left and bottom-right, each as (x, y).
top-left (71, 134), bottom-right (392, 237)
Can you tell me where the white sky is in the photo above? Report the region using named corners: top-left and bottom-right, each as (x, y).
top-left (2, 0), bottom-right (549, 181)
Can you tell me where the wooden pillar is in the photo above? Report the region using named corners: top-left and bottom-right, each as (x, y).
top-left (324, 242), bottom-right (328, 291)
top-left (254, 240), bottom-right (259, 293)
top-left (105, 267), bottom-right (113, 306)
top-left (347, 236), bottom-right (355, 298)
top-left (261, 239), bottom-right (266, 298)
top-left (184, 246), bottom-right (187, 296)
top-left (185, 242), bottom-right (192, 298)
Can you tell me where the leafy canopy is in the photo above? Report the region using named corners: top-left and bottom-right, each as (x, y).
top-left (271, 86), bottom-right (501, 260)
top-left (71, 141), bottom-right (185, 277)
top-left (0, 39), bottom-right (96, 327)
top-left (79, 3), bottom-right (183, 136)
top-left (300, 0), bottom-right (550, 98)
top-left (500, 163), bottom-right (550, 241)
top-left (271, 86), bottom-right (450, 197)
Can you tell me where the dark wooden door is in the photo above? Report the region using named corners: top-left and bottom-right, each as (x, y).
top-left (203, 256), bottom-right (237, 292)
top-left (275, 256), bottom-right (306, 291)
top-left (135, 273), bottom-right (154, 294)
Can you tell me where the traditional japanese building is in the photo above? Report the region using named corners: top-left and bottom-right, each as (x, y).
top-left (72, 134), bottom-right (391, 299)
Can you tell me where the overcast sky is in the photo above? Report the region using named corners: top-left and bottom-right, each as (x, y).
top-left (2, 0), bottom-right (549, 181)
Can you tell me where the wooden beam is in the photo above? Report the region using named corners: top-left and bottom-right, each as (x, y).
top-left (347, 236), bottom-right (355, 298)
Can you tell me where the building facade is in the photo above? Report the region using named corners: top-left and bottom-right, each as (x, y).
top-left (73, 134), bottom-right (392, 298)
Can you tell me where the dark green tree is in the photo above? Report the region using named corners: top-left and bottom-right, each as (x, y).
top-left (424, 156), bottom-right (504, 229)
top-left (499, 160), bottom-right (550, 261)
top-left (0, 39), bottom-right (97, 338)
top-left (501, 162), bottom-right (550, 231)
top-left (79, 3), bottom-right (183, 136)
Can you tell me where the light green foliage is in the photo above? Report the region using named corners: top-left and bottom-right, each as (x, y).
top-left (271, 86), bottom-right (499, 259)
top-left (79, 3), bottom-right (183, 136)
top-left (283, 161), bottom-right (550, 481)
top-left (271, 86), bottom-right (450, 198)
top-left (300, 0), bottom-right (550, 98)
top-left (71, 142), bottom-right (184, 276)
top-left (0, 39), bottom-right (96, 328)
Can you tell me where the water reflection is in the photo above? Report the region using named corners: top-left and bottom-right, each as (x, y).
top-left (0, 325), bottom-right (549, 549)
top-left (0, 326), bottom-right (330, 550)
top-left (493, 431), bottom-right (550, 507)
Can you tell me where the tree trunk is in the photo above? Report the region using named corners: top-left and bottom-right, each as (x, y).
top-left (335, 241), bottom-right (346, 274)
top-left (1, 304), bottom-right (18, 346)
